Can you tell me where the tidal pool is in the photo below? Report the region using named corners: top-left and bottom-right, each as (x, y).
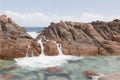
top-left (0, 56), bottom-right (120, 80)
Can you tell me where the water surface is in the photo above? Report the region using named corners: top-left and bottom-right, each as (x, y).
top-left (0, 56), bottom-right (120, 80)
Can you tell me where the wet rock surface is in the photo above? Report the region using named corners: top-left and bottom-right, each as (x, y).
top-left (37, 20), bottom-right (120, 56)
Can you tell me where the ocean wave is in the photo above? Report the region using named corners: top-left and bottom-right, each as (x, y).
top-left (27, 32), bottom-right (40, 39)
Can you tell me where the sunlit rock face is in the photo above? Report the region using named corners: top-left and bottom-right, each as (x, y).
top-left (0, 14), bottom-right (40, 60)
top-left (36, 20), bottom-right (120, 56)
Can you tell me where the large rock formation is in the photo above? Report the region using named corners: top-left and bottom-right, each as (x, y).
top-left (1, 14), bottom-right (120, 59)
top-left (0, 15), bottom-right (40, 59)
top-left (37, 20), bottom-right (120, 56)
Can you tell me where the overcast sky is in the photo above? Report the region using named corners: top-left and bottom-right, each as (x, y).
top-left (0, 0), bottom-right (120, 27)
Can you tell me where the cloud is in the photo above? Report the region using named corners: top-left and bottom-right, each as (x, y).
top-left (80, 12), bottom-right (120, 22)
top-left (2, 11), bottom-right (80, 27)
top-left (1, 11), bottom-right (120, 27)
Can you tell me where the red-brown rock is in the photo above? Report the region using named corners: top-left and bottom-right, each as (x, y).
top-left (36, 20), bottom-right (120, 56)
top-left (0, 14), bottom-right (40, 59)
top-left (44, 41), bottom-right (58, 56)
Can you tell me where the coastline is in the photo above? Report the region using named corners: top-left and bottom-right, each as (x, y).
top-left (0, 15), bottom-right (120, 80)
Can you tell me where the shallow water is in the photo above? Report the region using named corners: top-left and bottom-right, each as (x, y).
top-left (0, 56), bottom-right (120, 80)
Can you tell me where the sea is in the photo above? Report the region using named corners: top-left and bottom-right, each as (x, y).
top-left (25, 27), bottom-right (44, 39)
top-left (1, 56), bottom-right (120, 80)
top-left (25, 27), bottom-right (44, 32)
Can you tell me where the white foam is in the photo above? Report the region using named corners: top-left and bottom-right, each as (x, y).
top-left (15, 55), bottom-right (83, 70)
top-left (27, 32), bottom-right (39, 39)
top-left (15, 56), bottom-right (67, 70)
top-left (91, 74), bottom-right (104, 80)
top-left (91, 76), bottom-right (100, 80)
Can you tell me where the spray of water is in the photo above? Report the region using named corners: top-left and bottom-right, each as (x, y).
top-left (56, 44), bottom-right (63, 56)
top-left (91, 74), bottom-right (104, 80)
top-left (31, 50), bottom-right (34, 57)
top-left (26, 46), bottom-right (31, 57)
top-left (14, 38), bottom-right (84, 70)
top-left (38, 39), bottom-right (45, 56)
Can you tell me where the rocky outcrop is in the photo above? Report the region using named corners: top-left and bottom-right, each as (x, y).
top-left (37, 20), bottom-right (120, 56)
top-left (0, 14), bottom-right (40, 59)
top-left (1, 14), bottom-right (120, 59)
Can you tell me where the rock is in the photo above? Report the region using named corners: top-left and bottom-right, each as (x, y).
top-left (0, 15), bottom-right (8, 23)
top-left (83, 70), bottom-right (101, 78)
top-left (8, 18), bottom-right (15, 24)
top-left (44, 41), bottom-right (58, 56)
top-left (1, 14), bottom-right (120, 59)
top-left (0, 14), bottom-right (40, 59)
top-left (31, 41), bottom-right (41, 56)
top-left (0, 74), bottom-right (15, 80)
top-left (99, 73), bottom-right (120, 80)
top-left (37, 20), bottom-right (120, 56)
top-left (47, 67), bottom-right (63, 72)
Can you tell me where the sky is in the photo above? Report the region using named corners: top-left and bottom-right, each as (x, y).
top-left (0, 0), bottom-right (120, 27)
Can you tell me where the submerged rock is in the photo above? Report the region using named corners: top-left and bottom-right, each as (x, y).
top-left (0, 74), bottom-right (15, 80)
top-left (0, 14), bottom-right (40, 59)
top-left (99, 73), bottom-right (120, 80)
top-left (37, 20), bottom-right (120, 56)
top-left (83, 70), bottom-right (101, 78)
top-left (47, 67), bottom-right (63, 72)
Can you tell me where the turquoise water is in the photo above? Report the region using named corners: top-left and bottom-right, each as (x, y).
top-left (0, 56), bottom-right (120, 80)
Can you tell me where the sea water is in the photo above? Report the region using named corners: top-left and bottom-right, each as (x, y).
top-left (25, 27), bottom-right (44, 32)
top-left (26, 27), bottom-right (44, 39)
top-left (0, 56), bottom-right (120, 80)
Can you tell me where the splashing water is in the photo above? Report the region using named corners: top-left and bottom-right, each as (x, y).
top-left (91, 76), bottom-right (100, 80)
top-left (14, 39), bottom-right (84, 70)
top-left (25, 46), bottom-right (31, 57)
top-left (31, 50), bottom-right (34, 57)
top-left (56, 44), bottom-right (63, 56)
top-left (56, 43), bottom-right (84, 61)
top-left (91, 74), bottom-right (104, 80)
top-left (38, 39), bottom-right (45, 56)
